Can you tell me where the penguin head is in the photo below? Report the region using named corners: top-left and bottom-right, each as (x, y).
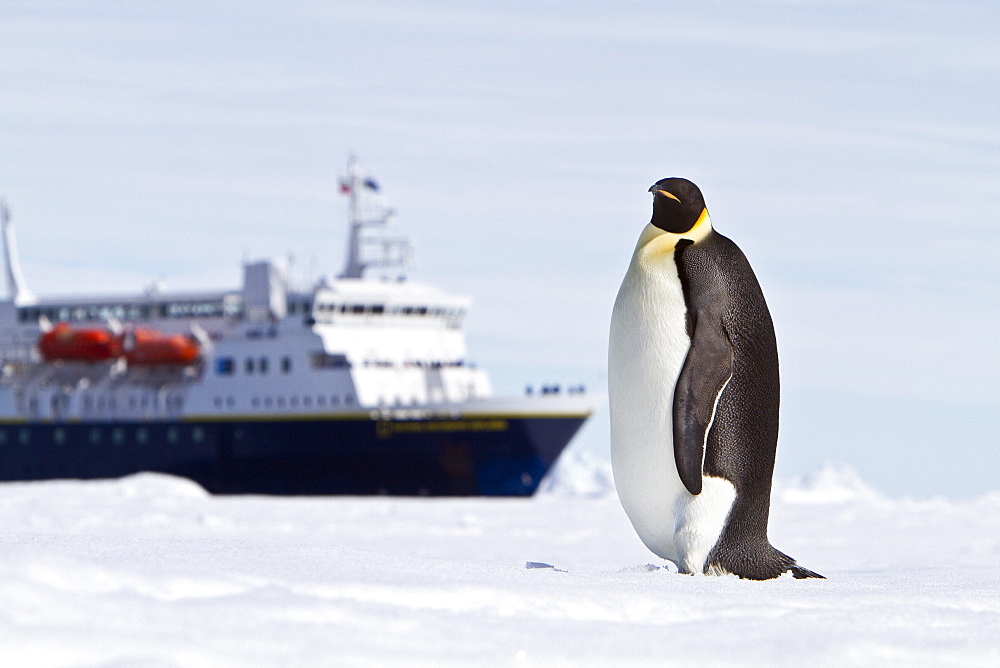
top-left (648, 178), bottom-right (707, 234)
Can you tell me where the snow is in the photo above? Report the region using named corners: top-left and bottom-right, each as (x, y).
top-left (1, 459), bottom-right (998, 667)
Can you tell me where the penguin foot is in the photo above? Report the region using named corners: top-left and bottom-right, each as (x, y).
top-left (706, 544), bottom-right (823, 581)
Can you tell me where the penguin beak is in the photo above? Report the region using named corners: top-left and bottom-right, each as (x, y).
top-left (649, 187), bottom-right (682, 203)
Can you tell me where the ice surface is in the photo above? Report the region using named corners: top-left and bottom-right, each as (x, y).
top-left (1, 460), bottom-right (997, 667)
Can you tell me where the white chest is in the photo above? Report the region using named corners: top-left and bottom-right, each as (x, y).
top-left (608, 229), bottom-right (735, 573)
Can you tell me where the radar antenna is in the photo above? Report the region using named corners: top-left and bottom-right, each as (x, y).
top-left (0, 199), bottom-right (36, 305)
top-left (337, 156), bottom-right (413, 280)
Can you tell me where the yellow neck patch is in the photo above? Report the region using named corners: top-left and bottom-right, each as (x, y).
top-left (634, 208), bottom-right (713, 260)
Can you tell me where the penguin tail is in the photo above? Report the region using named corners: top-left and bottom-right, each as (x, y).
top-left (790, 565), bottom-right (825, 579)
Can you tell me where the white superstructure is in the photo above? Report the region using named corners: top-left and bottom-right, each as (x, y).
top-left (0, 158), bottom-right (594, 426)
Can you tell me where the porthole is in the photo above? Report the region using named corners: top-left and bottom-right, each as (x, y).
top-left (136, 428), bottom-right (148, 444)
top-left (89, 428), bottom-right (101, 444)
top-left (192, 427), bottom-right (205, 443)
top-left (53, 428), bottom-right (66, 445)
top-left (112, 428), bottom-right (125, 444)
top-left (167, 427), bottom-right (179, 444)
top-left (317, 396), bottom-right (326, 407)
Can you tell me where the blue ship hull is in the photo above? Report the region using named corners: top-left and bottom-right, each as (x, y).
top-left (0, 413), bottom-right (588, 496)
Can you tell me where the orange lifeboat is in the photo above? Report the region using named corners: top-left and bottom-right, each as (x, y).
top-left (38, 322), bottom-right (123, 362)
top-left (122, 328), bottom-right (200, 366)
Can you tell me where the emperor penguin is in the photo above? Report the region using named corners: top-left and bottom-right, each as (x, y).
top-left (608, 177), bottom-right (822, 580)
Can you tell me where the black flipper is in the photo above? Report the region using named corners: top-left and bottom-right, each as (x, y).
top-left (672, 310), bottom-right (733, 496)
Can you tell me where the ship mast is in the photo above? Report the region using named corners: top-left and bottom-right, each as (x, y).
top-left (0, 199), bottom-right (35, 305)
top-left (338, 156), bottom-right (411, 280)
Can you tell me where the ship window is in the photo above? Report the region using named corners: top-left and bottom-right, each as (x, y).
top-left (371, 304), bottom-right (385, 315)
top-left (290, 396), bottom-right (299, 407)
top-left (303, 396), bottom-right (312, 408)
top-left (216, 358), bottom-right (234, 375)
top-left (19, 429), bottom-right (30, 445)
top-left (0, 429), bottom-right (6, 445)
top-left (112, 428), bottom-right (124, 444)
top-left (226, 396), bottom-right (235, 408)
top-left (351, 304), bottom-right (365, 314)
top-left (53, 428), bottom-right (65, 445)
top-left (311, 352), bottom-right (350, 369)
top-left (259, 357), bottom-right (268, 374)
top-left (89, 428), bottom-right (101, 444)
top-left (276, 396), bottom-right (285, 408)
top-left (192, 427), bottom-right (205, 443)
top-left (317, 395), bottom-right (326, 407)
top-left (252, 397), bottom-right (260, 408)
top-left (264, 396), bottom-right (273, 408)
top-left (224, 297), bottom-right (243, 318)
top-left (331, 395), bottom-right (340, 406)
top-left (345, 395), bottom-right (354, 406)
top-left (281, 357), bottom-right (291, 373)
top-left (214, 397), bottom-right (223, 408)
top-left (246, 358), bottom-right (254, 374)
top-left (136, 428), bottom-right (148, 444)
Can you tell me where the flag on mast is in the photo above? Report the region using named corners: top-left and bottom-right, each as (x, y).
top-left (338, 176), bottom-right (380, 194)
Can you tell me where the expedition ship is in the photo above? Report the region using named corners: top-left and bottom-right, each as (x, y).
top-left (0, 159), bottom-right (593, 495)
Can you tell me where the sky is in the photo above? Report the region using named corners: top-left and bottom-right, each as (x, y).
top-left (1, 0), bottom-right (997, 496)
